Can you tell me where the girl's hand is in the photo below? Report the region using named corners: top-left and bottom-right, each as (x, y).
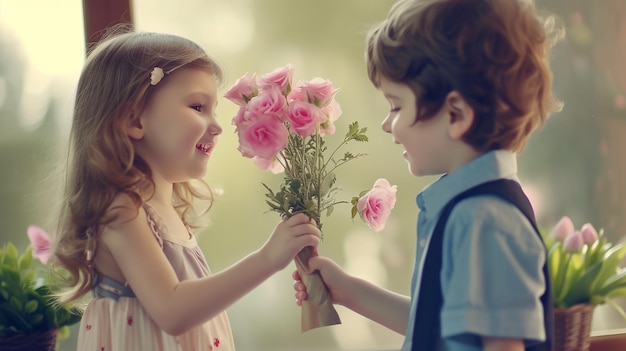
top-left (259, 213), bottom-right (321, 272)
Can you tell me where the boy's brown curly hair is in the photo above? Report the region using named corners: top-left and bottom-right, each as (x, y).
top-left (367, 0), bottom-right (564, 152)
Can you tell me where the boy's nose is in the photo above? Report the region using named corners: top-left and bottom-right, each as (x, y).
top-left (381, 114), bottom-right (392, 134)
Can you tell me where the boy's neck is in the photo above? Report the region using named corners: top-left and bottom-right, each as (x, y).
top-left (445, 143), bottom-right (485, 174)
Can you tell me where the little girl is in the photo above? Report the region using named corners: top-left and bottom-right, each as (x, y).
top-left (51, 26), bottom-right (321, 351)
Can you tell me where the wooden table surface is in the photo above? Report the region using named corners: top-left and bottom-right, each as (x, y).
top-left (590, 328), bottom-right (626, 351)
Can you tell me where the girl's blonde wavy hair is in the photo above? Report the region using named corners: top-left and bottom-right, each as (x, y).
top-left (53, 25), bottom-right (223, 304)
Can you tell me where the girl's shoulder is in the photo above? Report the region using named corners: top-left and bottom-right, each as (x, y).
top-left (104, 193), bottom-right (145, 231)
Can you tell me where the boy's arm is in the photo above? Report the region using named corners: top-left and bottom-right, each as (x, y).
top-left (341, 274), bottom-right (411, 335)
top-left (482, 337), bottom-right (524, 351)
top-left (300, 256), bottom-right (411, 335)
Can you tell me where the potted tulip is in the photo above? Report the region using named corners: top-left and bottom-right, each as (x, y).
top-left (544, 216), bottom-right (626, 351)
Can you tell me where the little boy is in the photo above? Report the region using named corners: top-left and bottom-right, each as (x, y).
top-left (294, 0), bottom-right (562, 350)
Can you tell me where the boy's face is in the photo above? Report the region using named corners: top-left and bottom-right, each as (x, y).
top-left (378, 76), bottom-right (452, 177)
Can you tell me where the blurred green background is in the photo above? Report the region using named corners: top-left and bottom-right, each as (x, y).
top-left (1, 0), bottom-right (625, 350)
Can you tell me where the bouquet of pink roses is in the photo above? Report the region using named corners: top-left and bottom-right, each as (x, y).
top-left (225, 64), bottom-right (396, 331)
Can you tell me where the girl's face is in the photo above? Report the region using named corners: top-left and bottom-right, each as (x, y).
top-left (134, 67), bottom-right (222, 183)
top-left (378, 76), bottom-right (451, 177)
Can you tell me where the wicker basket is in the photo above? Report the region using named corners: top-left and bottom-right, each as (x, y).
top-left (0, 329), bottom-right (58, 351)
top-left (554, 303), bottom-right (595, 351)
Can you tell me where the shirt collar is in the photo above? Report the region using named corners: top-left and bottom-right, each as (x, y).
top-left (416, 150), bottom-right (519, 218)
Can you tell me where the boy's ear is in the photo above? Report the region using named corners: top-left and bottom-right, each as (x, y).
top-left (444, 91), bottom-right (474, 140)
top-left (125, 110), bottom-right (144, 140)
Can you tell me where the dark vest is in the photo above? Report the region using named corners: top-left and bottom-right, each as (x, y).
top-left (411, 179), bottom-right (553, 350)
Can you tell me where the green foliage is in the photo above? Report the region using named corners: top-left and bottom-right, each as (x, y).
top-left (0, 243), bottom-right (82, 338)
top-left (263, 121), bottom-right (368, 235)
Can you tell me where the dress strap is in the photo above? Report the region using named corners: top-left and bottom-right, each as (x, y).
top-left (93, 273), bottom-right (135, 300)
top-left (142, 203), bottom-right (164, 248)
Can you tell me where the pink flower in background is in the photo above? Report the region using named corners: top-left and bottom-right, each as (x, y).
top-left (224, 72), bottom-right (258, 106)
top-left (563, 231), bottom-right (584, 253)
top-left (27, 225), bottom-right (51, 264)
top-left (356, 179), bottom-right (397, 232)
top-left (237, 115), bottom-right (289, 159)
top-left (580, 223), bottom-right (599, 245)
top-left (258, 64), bottom-right (293, 94)
top-left (551, 216), bottom-right (575, 242)
top-left (286, 100), bottom-right (327, 137)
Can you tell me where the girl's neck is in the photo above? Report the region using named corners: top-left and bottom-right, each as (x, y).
top-left (147, 176), bottom-right (174, 207)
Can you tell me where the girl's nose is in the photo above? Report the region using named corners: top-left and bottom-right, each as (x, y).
top-left (209, 120), bottom-right (222, 136)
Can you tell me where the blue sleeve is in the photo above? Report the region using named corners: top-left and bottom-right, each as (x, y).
top-left (439, 196), bottom-right (546, 346)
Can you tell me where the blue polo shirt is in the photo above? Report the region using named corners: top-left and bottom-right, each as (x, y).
top-left (401, 150), bottom-right (546, 351)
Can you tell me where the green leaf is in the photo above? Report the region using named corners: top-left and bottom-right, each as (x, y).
top-left (320, 173), bottom-right (335, 197)
top-left (351, 205), bottom-right (358, 219)
top-left (24, 300), bottom-right (38, 314)
top-left (4, 243), bottom-right (19, 269)
top-left (18, 247), bottom-right (33, 271)
top-left (0, 303), bottom-right (31, 332)
top-left (353, 134), bottom-right (369, 142)
top-left (561, 262), bottom-right (602, 306)
top-left (29, 313), bottom-right (44, 326)
top-left (9, 296), bottom-right (22, 312)
top-left (326, 205), bottom-right (334, 217)
top-left (590, 243), bottom-right (626, 293)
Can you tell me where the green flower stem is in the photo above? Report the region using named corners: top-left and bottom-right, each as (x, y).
top-left (554, 246), bottom-right (573, 306)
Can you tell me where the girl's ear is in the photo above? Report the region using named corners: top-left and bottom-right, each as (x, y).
top-left (444, 91), bottom-right (474, 140)
top-left (125, 110), bottom-right (144, 140)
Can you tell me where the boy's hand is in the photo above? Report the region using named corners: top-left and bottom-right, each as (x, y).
top-left (292, 255), bottom-right (348, 306)
top-left (293, 270), bottom-right (308, 306)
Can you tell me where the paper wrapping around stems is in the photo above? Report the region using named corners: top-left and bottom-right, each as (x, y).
top-left (294, 246), bottom-right (341, 332)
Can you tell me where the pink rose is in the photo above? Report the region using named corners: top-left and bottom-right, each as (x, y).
top-left (231, 106), bottom-right (249, 131)
top-left (580, 223), bottom-right (598, 245)
top-left (295, 77), bottom-right (339, 107)
top-left (247, 86), bottom-right (288, 119)
top-left (237, 115), bottom-right (289, 159)
top-left (286, 101), bottom-right (327, 137)
top-left (27, 225), bottom-right (51, 264)
top-left (320, 99), bottom-right (342, 136)
top-left (258, 64), bottom-right (293, 94)
top-left (287, 86), bottom-right (307, 103)
top-left (551, 216), bottom-right (575, 242)
top-left (224, 73), bottom-right (258, 106)
top-left (357, 178), bottom-right (397, 232)
top-left (253, 156), bottom-right (285, 174)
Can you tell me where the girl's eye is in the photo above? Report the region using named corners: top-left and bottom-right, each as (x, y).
top-left (191, 105), bottom-right (202, 112)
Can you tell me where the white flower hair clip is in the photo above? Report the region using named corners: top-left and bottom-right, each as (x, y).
top-left (150, 63), bottom-right (187, 86)
top-left (150, 67), bottom-right (165, 85)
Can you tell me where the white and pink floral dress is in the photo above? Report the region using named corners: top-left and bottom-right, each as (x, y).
top-left (76, 204), bottom-right (235, 351)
